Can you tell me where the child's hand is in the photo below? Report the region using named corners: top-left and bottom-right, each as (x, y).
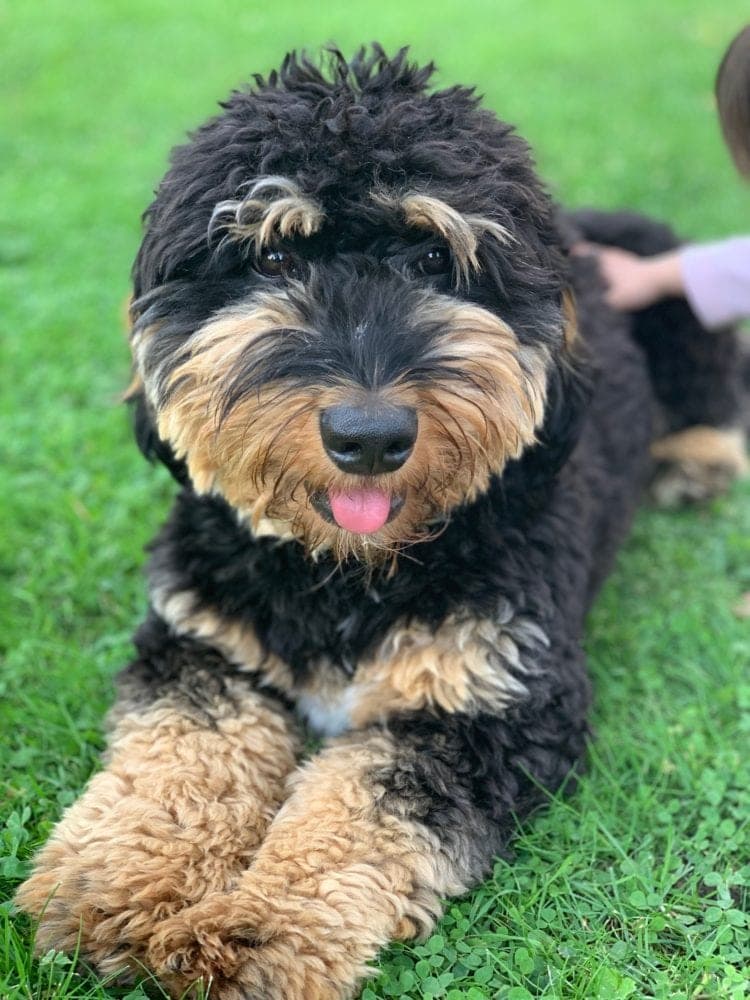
top-left (573, 243), bottom-right (684, 311)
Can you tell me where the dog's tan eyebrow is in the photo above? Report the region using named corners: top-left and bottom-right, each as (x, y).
top-left (372, 190), bottom-right (513, 282)
top-left (209, 176), bottom-right (325, 251)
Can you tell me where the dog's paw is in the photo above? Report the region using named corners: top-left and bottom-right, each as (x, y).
top-left (17, 697), bottom-right (299, 982)
top-left (16, 766), bottom-right (262, 980)
top-left (16, 771), bottom-right (204, 979)
top-left (147, 889), bottom-right (364, 1000)
top-left (650, 426), bottom-right (748, 506)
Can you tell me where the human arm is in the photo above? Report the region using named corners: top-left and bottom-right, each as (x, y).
top-left (679, 236), bottom-right (750, 327)
top-left (577, 237), bottom-right (750, 326)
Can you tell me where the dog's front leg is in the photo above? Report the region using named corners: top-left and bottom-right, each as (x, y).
top-left (16, 615), bottom-right (299, 982)
top-left (147, 678), bottom-right (589, 1000)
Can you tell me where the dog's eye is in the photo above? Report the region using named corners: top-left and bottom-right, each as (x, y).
top-left (417, 247), bottom-right (450, 276)
top-left (254, 248), bottom-right (303, 280)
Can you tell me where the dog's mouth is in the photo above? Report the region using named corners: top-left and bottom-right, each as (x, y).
top-left (310, 488), bottom-right (405, 534)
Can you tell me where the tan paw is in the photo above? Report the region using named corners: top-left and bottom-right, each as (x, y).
top-left (16, 770), bottom-right (257, 979)
top-left (147, 889), bottom-right (364, 1000)
top-left (17, 692), bottom-right (299, 981)
top-left (650, 426), bottom-right (748, 506)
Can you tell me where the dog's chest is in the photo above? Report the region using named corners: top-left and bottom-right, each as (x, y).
top-left (295, 684), bottom-right (359, 737)
top-left (150, 577), bottom-right (545, 736)
top-left (290, 609), bottom-right (544, 737)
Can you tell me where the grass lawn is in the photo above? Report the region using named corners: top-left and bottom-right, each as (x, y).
top-left (2, 1), bottom-right (749, 997)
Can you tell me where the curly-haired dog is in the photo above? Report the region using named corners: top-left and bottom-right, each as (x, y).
top-left (18, 47), bottom-right (747, 999)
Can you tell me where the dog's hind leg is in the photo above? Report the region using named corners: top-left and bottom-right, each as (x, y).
top-left (570, 208), bottom-right (748, 503)
top-left (15, 613), bottom-right (299, 984)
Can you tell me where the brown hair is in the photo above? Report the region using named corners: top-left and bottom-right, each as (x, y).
top-left (715, 24), bottom-right (750, 176)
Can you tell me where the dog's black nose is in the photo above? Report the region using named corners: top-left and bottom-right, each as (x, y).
top-left (320, 403), bottom-right (418, 475)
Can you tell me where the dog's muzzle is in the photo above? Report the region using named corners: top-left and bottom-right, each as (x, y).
top-left (315, 401), bottom-right (417, 534)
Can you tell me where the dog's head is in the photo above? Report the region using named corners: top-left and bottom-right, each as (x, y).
top-left (129, 46), bottom-right (580, 563)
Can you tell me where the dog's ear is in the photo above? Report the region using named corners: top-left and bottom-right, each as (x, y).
top-left (122, 293), bottom-right (190, 486)
top-left (535, 290), bottom-right (591, 474)
top-left (500, 346), bottom-right (590, 515)
top-left (542, 352), bottom-right (591, 469)
top-left (501, 285), bottom-right (591, 512)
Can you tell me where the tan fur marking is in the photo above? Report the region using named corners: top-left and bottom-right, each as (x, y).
top-left (373, 189), bottom-right (513, 283)
top-left (151, 294), bottom-right (410, 561)
top-left (16, 687), bottom-right (300, 982)
top-left (561, 289), bottom-right (579, 349)
top-left (121, 293), bottom-right (133, 332)
top-left (650, 425), bottom-right (748, 506)
top-left (651, 425), bottom-right (748, 471)
top-left (211, 176), bottom-right (324, 253)
top-left (293, 606), bottom-right (548, 736)
top-left (416, 299), bottom-right (549, 502)
top-left (350, 614), bottom-right (533, 725)
top-left (146, 735), bottom-right (467, 999)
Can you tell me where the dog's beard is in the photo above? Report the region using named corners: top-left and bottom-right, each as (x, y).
top-left (133, 288), bottom-right (550, 564)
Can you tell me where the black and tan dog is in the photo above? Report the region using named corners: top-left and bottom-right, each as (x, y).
top-left (18, 47), bottom-right (747, 999)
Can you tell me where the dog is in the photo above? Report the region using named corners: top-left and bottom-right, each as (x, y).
top-left (17, 46), bottom-right (747, 999)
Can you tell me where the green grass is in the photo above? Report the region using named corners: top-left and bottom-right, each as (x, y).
top-left (1, 1), bottom-right (749, 997)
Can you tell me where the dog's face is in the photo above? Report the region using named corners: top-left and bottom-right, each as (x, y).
top-left (130, 47), bottom-right (574, 562)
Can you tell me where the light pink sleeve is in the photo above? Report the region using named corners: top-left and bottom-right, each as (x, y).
top-left (679, 237), bottom-right (750, 328)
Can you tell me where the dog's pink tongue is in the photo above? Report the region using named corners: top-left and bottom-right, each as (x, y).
top-left (328, 488), bottom-right (391, 534)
